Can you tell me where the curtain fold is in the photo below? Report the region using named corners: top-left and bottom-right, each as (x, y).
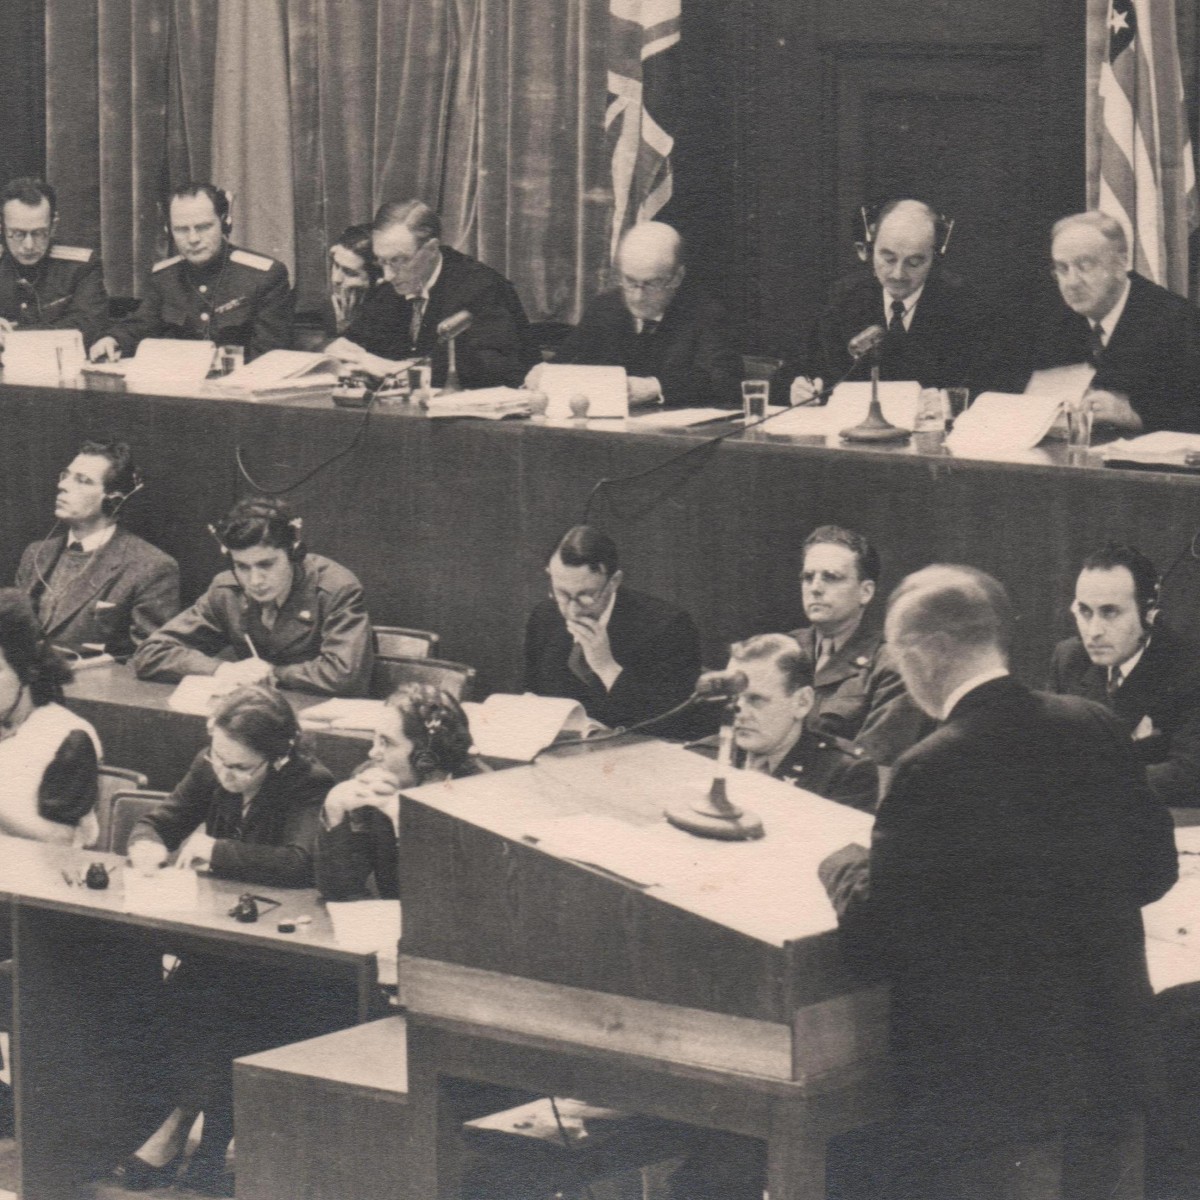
top-left (45, 0), bottom-right (609, 318)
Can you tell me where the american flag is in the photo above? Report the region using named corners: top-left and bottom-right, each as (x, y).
top-left (605, 0), bottom-right (681, 260)
top-left (1096, 0), bottom-right (1197, 295)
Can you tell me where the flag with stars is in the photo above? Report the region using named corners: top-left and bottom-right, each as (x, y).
top-left (1097, 0), bottom-right (1197, 295)
top-left (606, 0), bottom-right (681, 260)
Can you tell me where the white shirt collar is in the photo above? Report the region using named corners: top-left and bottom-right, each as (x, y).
top-left (1111, 640), bottom-right (1146, 685)
top-left (69, 524), bottom-right (117, 554)
top-left (941, 667), bottom-right (1009, 721)
top-left (1096, 277), bottom-right (1131, 343)
top-left (408, 250), bottom-right (443, 302)
top-left (883, 284), bottom-right (925, 331)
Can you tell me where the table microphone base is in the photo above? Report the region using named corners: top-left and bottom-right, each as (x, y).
top-left (840, 398), bottom-right (911, 444)
top-left (665, 779), bottom-right (764, 841)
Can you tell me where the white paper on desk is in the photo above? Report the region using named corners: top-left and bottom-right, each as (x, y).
top-left (121, 866), bottom-right (200, 914)
top-left (757, 403), bottom-right (838, 436)
top-left (826, 380), bottom-right (922, 431)
top-left (2, 329), bottom-right (86, 383)
top-left (462, 693), bottom-right (607, 761)
top-left (538, 364), bottom-right (629, 419)
top-left (124, 338), bottom-right (215, 394)
top-left (1100, 431), bottom-right (1200, 465)
top-left (326, 899), bottom-right (402, 961)
top-left (1144, 877), bottom-right (1200, 949)
top-left (1025, 362), bottom-right (1095, 403)
top-left (167, 674), bottom-right (241, 715)
top-left (215, 349), bottom-right (338, 395)
top-left (299, 698), bottom-right (388, 732)
top-left (629, 407), bottom-right (738, 429)
top-left (944, 391), bottom-right (1063, 454)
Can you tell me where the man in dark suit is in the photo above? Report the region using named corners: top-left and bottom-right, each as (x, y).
top-left (1048, 542), bottom-right (1200, 807)
top-left (0, 176), bottom-right (110, 350)
top-left (522, 524), bottom-right (700, 733)
top-left (531, 221), bottom-right (741, 408)
top-left (16, 439), bottom-right (178, 660)
top-left (791, 199), bottom-right (996, 402)
top-left (788, 524), bottom-right (929, 768)
top-left (819, 565), bottom-right (1177, 1197)
top-left (1034, 209), bottom-right (1200, 433)
top-left (328, 198), bottom-right (532, 389)
top-left (91, 182), bottom-right (293, 363)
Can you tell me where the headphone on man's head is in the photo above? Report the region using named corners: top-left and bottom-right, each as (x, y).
top-left (164, 184), bottom-right (234, 239)
top-left (208, 498), bottom-right (306, 563)
top-left (854, 198), bottom-right (955, 263)
top-left (102, 473), bottom-right (145, 518)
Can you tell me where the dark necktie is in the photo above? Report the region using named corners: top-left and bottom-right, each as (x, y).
top-left (568, 642), bottom-right (599, 689)
top-left (1089, 320), bottom-right (1105, 362)
top-left (888, 300), bottom-right (907, 335)
top-left (640, 318), bottom-right (659, 336)
top-left (1106, 666), bottom-right (1122, 698)
top-left (67, 541), bottom-right (84, 554)
top-left (409, 296), bottom-right (426, 348)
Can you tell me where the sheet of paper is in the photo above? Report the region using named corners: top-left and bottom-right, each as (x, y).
top-left (2, 329), bottom-right (86, 384)
top-left (121, 866), bottom-right (200, 914)
top-left (325, 899), bottom-right (402, 960)
top-left (462, 693), bottom-right (599, 761)
top-left (536, 364), bottom-right (629, 419)
top-left (167, 674), bottom-right (241, 715)
top-left (124, 338), bottom-right (215, 395)
top-left (216, 349), bottom-right (338, 394)
top-left (1100, 431), bottom-right (1200, 465)
top-left (629, 407), bottom-right (738, 429)
top-left (944, 391), bottom-right (1063, 454)
top-left (1025, 362), bottom-right (1095, 403)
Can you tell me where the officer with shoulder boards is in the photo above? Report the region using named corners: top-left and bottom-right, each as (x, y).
top-left (90, 181), bottom-right (293, 363)
top-left (0, 176), bottom-right (110, 350)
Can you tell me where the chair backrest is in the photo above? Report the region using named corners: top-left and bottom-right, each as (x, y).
top-left (92, 763), bottom-right (151, 852)
top-left (373, 625), bottom-right (439, 660)
top-left (370, 655), bottom-right (477, 702)
top-left (107, 790), bottom-right (171, 856)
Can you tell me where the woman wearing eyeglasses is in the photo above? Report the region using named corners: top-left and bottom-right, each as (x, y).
top-left (316, 682), bottom-right (483, 902)
top-left (116, 684), bottom-right (334, 1195)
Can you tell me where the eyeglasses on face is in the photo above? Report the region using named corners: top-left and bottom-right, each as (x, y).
top-left (5, 227), bottom-right (51, 245)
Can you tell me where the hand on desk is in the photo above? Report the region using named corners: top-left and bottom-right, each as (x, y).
top-left (790, 376), bottom-right (823, 406)
top-left (326, 337), bottom-right (398, 380)
top-left (323, 767), bottom-right (401, 833)
top-left (567, 616), bottom-right (622, 691)
top-left (174, 829), bottom-right (216, 871)
top-left (1083, 388), bottom-right (1143, 433)
top-left (128, 838), bottom-right (169, 875)
top-left (627, 376), bottom-right (662, 406)
top-left (88, 336), bottom-right (121, 363)
top-left (215, 658), bottom-right (274, 686)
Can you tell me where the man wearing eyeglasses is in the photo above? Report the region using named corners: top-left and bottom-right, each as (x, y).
top-left (1048, 542), bottom-right (1200, 807)
top-left (531, 221), bottom-right (741, 408)
top-left (1033, 210), bottom-right (1200, 434)
top-left (327, 198), bottom-right (532, 388)
top-left (522, 524), bottom-right (701, 733)
top-left (0, 177), bottom-right (110, 350)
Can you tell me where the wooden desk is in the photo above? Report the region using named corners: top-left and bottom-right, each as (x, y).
top-left (0, 836), bottom-right (376, 1198)
top-left (396, 739), bottom-right (890, 1200)
top-left (64, 662), bottom-right (370, 788)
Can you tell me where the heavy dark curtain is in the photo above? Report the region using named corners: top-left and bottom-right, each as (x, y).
top-left (45, 0), bottom-right (611, 318)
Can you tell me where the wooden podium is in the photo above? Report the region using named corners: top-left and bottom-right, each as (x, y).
top-left (397, 739), bottom-right (892, 1200)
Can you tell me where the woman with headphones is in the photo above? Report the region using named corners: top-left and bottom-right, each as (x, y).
top-left (116, 685), bottom-right (338, 1195)
top-left (316, 682), bottom-right (484, 901)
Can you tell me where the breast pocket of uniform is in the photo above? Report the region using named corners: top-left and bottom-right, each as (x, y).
top-left (160, 302), bottom-right (192, 334)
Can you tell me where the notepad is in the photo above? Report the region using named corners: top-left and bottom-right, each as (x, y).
top-left (124, 338), bottom-right (216, 394)
top-left (2, 329), bottom-right (86, 384)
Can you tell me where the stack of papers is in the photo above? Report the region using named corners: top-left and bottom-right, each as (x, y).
top-left (630, 407), bottom-right (738, 429)
top-left (424, 387), bottom-right (532, 420)
top-left (1100, 431), bottom-right (1200, 467)
top-left (215, 349), bottom-right (339, 395)
top-left (2, 329), bottom-right (86, 384)
top-left (945, 392), bottom-right (1063, 454)
top-left (462, 693), bottom-right (607, 761)
top-left (299, 698), bottom-right (387, 732)
top-left (123, 339), bottom-right (216, 394)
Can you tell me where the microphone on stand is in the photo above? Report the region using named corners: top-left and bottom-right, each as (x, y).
top-left (839, 321), bottom-right (911, 443)
top-left (797, 325), bottom-right (886, 408)
top-left (666, 667), bottom-right (764, 841)
top-left (437, 309), bottom-right (473, 394)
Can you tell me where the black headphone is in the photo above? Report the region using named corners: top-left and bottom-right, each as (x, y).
top-left (208, 498), bottom-right (306, 563)
top-left (410, 693), bottom-right (457, 777)
top-left (102, 473), bottom-right (145, 518)
top-left (854, 198), bottom-right (955, 263)
top-left (165, 183), bottom-right (234, 240)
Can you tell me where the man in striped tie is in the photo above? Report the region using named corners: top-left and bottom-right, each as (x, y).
top-left (1047, 541), bottom-right (1200, 807)
top-left (1036, 210), bottom-right (1200, 434)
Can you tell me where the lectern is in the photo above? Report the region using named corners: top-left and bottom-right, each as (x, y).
top-left (397, 739), bottom-right (891, 1200)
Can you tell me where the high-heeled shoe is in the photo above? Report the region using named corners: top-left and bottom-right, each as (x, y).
top-left (112, 1150), bottom-right (183, 1190)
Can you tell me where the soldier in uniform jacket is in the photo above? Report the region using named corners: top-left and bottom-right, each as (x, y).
top-left (91, 181), bottom-right (292, 364)
top-left (0, 176), bottom-right (110, 349)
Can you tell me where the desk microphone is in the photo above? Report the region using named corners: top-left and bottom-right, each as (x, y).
top-left (847, 323), bottom-right (885, 360)
top-left (691, 668), bottom-right (748, 701)
top-left (437, 310), bottom-right (473, 394)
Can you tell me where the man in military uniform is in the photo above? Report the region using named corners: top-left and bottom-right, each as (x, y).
top-left (0, 177), bottom-right (109, 349)
top-left (90, 182), bottom-right (292, 363)
top-left (694, 632), bottom-right (878, 812)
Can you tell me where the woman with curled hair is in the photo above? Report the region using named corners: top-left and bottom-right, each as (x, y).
top-left (317, 682), bottom-right (483, 901)
top-left (0, 588), bottom-right (101, 846)
top-left (117, 685), bottom-right (338, 1194)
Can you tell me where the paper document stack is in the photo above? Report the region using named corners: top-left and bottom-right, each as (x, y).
top-left (424, 387), bottom-right (532, 420)
top-left (944, 392), bottom-right (1062, 454)
top-left (462, 693), bottom-right (608, 761)
top-left (1100, 431), bottom-right (1200, 467)
top-left (215, 349), bottom-right (339, 395)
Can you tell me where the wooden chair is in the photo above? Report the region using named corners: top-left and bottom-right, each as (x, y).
top-left (106, 790), bottom-right (170, 856)
top-left (372, 625), bottom-right (439, 660)
top-left (91, 763), bottom-right (151, 852)
top-left (370, 655), bottom-right (477, 702)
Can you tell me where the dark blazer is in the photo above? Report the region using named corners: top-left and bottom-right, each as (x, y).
top-left (788, 623), bottom-right (932, 767)
top-left (128, 749), bottom-right (332, 888)
top-left (522, 586), bottom-right (701, 732)
top-left (820, 677), bottom-right (1177, 1142)
top-left (803, 267), bottom-right (996, 392)
top-left (551, 283), bottom-right (742, 408)
top-left (345, 246), bottom-right (533, 388)
top-left (111, 242), bottom-right (293, 361)
top-left (1033, 271), bottom-right (1200, 433)
top-left (16, 526), bottom-right (180, 659)
top-left (0, 244), bottom-right (110, 347)
top-left (1048, 622), bottom-right (1200, 807)
top-left (131, 553), bottom-right (374, 697)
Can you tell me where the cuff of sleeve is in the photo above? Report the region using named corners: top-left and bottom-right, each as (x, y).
top-left (817, 842), bottom-right (869, 893)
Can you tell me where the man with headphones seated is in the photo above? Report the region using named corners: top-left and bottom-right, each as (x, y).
top-left (791, 198), bottom-right (1006, 403)
top-left (0, 176), bottom-right (111, 350)
top-left (1048, 543), bottom-right (1200, 807)
top-left (15, 439), bottom-right (179, 660)
top-left (88, 181), bottom-right (293, 364)
top-left (131, 498), bottom-right (374, 697)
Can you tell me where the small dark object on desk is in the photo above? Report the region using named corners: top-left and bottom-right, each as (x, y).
top-left (229, 892), bottom-right (282, 923)
top-left (85, 861), bottom-right (110, 889)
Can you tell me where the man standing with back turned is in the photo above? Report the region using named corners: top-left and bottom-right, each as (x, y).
top-left (819, 565), bottom-right (1176, 1198)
